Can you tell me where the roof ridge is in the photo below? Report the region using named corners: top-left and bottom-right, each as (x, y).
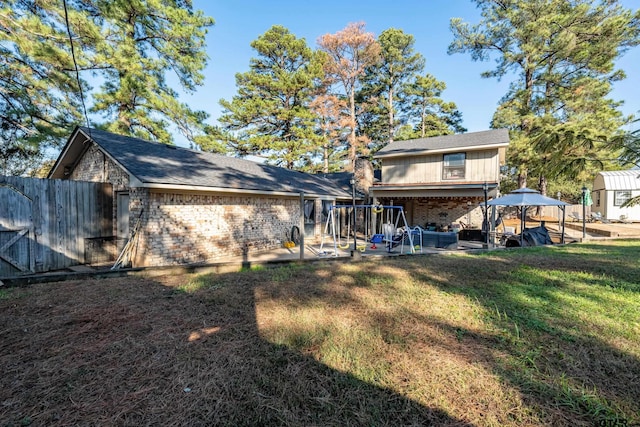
top-left (78, 127), bottom-right (353, 197)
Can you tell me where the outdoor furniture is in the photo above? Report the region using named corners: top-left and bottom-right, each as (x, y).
top-left (569, 212), bottom-right (582, 222)
top-left (505, 226), bottom-right (553, 247)
top-left (591, 212), bottom-right (611, 223)
top-left (459, 228), bottom-right (483, 241)
top-left (498, 226), bottom-right (516, 246)
top-left (421, 230), bottom-right (458, 249)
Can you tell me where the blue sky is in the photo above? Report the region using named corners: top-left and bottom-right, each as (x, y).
top-left (183, 0), bottom-right (640, 142)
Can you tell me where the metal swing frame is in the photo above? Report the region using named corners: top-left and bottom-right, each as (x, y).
top-left (319, 205), bottom-right (415, 257)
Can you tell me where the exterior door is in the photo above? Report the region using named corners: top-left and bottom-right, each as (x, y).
top-left (117, 193), bottom-right (130, 240)
top-left (303, 199), bottom-right (316, 238)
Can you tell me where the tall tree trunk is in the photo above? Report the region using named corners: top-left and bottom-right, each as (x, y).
top-left (517, 61), bottom-right (534, 188)
top-left (518, 168), bottom-right (527, 189)
top-left (537, 175), bottom-right (547, 216)
top-left (388, 87), bottom-right (394, 144)
top-left (349, 89), bottom-right (357, 170)
top-left (323, 143), bottom-right (329, 174)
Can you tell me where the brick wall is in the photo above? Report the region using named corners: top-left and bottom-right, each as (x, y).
top-left (70, 144), bottom-right (129, 191)
top-left (70, 143), bottom-right (316, 267)
top-left (373, 197), bottom-right (487, 230)
top-left (411, 197), bottom-right (486, 229)
top-left (132, 190), bottom-right (303, 266)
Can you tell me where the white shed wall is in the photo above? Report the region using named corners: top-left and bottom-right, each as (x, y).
top-left (592, 171), bottom-right (640, 221)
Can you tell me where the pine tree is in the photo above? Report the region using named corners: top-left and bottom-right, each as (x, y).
top-left (218, 25), bottom-right (326, 170)
top-left (358, 28), bottom-right (424, 149)
top-left (450, 0), bottom-right (640, 192)
top-left (401, 74), bottom-right (466, 139)
top-left (88, 0), bottom-right (214, 144)
top-left (318, 22), bottom-right (381, 169)
top-left (0, 0), bottom-right (214, 174)
top-left (0, 1), bottom-right (84, 174)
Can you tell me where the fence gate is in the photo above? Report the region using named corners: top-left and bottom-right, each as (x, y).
top-left (0, 227), bottom-right (35, 274)
top-left (0, 184), bottom-right (35, 275)
top-left (0, 177), bottom-right (113, 277)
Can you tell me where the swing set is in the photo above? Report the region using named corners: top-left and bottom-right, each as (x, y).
top-left (319, 204), bottom-right (416, 256)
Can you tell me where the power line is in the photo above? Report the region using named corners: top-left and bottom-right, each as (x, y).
top-left (62, 0), bottom-right (90, 129)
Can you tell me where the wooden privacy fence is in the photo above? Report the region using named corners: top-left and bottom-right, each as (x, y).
top-left (0, 176), bottom-right (112, 277)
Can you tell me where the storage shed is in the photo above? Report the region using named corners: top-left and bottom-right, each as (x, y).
top-left (591, 170), bottom-right (640, 221)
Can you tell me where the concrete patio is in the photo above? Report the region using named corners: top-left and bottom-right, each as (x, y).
top-left (218, 220), bottom-right (640, 266)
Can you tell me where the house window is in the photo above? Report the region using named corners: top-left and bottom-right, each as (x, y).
top-left (614, 190), bottom-right (632, 206)
top-left (594, 190), bottom-right (601, 207)
top-left (443, 153), bottom-right (465, 180)
top-left (304, 200), bottom-right (316, 224)
top-left (321, 200), bottom-right (333, 224)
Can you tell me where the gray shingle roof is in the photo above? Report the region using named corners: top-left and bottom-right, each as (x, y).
top-left (75, 127), bottom-right (352, 198)
top-left (374, 129), bottom-right (510, 158)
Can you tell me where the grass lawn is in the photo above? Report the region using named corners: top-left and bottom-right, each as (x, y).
top-left (1, 240), bottom-right (639, 426)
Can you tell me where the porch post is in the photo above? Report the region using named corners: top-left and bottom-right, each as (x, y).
top-left (299, 192), bottom-right (305, 260)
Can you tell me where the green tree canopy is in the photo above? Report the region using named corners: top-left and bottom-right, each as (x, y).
top-left (89, 0), bottom-right (213, 143)
top-left (401, 73), bottom-right (466, 140)
top-left (450, 0), bottom-right (640, 193)
top-left (0, 1), bottom-right (84, 175)
top-left (218, 25), bottom-right (326, 170)
top-left (359, 28), bottom-right (464, 154)
top-left (358, 28), bottom-right (424, 148)
top-left (0, 0), bottom-right (214, 175)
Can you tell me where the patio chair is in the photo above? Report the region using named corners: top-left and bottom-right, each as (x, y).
top-left (499, 226), bottom-right (516, 246)
top-left (569, 212), bottom-right (582, 222)
top-left (619, 215), bottom-right (632, 224)
top-left (592, 212), bottom-right (612, 224)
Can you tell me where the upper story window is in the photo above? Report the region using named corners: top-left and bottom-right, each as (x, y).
top-left (443, 153), bottom-right (465, 180)
top-left (614, 190), bottom-right (632, 206)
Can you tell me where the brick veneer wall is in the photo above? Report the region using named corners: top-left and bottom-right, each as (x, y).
top-left (373, 197), bottom-right (486, 230)
top-left (69, 143), bottom-right (129, 191)
top-left (70, 143), bottom-right (129, 237)
top-left (411, 197), bottom-right (487, 229)
top-left (71, 143), bottom-right (315, 267)
top-left (132, 189), bottom-right (303, 267)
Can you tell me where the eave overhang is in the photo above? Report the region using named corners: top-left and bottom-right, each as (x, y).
top-left (373, 142), bottom-right (509, 159)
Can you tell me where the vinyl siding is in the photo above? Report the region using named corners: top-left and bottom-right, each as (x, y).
top-left (381, 149), bottom-right (501, 184)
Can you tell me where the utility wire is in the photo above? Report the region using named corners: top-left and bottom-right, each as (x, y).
top-left (62, 0), bottom-right (91, 130)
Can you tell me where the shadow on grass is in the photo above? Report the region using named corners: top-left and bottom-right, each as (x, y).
top-left (3, 242), bottom-right (638, 426)
top-left (0, 268), bottom-right (475, 426)
top-left (400, 243), bottom-right (640, 426)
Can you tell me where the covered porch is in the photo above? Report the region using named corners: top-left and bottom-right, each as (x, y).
top-left (370, 182), bottom-right (499, 234)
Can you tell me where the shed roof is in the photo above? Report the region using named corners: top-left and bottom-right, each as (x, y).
top-left (49, 127), bottom-right (352, 199)
top-left (596, 170), bottom-right (640, 191)
top-left (373, 129), bottom-right (510, 159)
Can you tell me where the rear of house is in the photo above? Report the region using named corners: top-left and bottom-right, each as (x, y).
top-left (371, 129), bottom-right (510, 231)
top-left (49, 127), bottom-right (352, 267)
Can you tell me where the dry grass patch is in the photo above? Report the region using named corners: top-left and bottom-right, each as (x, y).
top-left (1, 241), bottom-right (639, 426)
